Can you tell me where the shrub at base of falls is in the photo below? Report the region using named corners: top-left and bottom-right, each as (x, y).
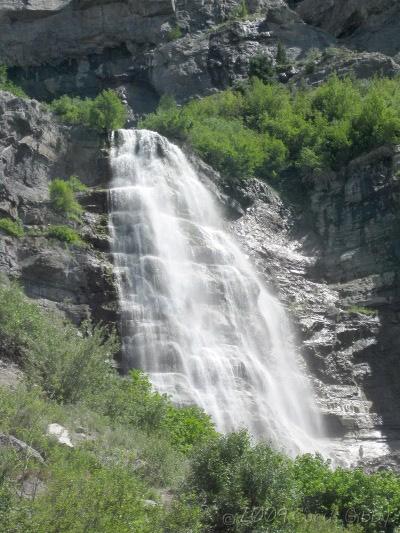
top-left (2, 282), bottom-right (400, 532)
top-left (140, 75), bottom-right (400, 184)
top-left (50, 89), bottom-right (127, 133)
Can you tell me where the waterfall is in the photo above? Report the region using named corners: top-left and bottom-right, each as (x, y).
top-left (109, 129), bottom-right (325, 455)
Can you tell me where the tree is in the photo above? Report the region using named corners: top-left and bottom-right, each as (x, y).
top-left (276, 41), bottom-right (288, 66)
top-left (89, 89), bottom-right (127, 132)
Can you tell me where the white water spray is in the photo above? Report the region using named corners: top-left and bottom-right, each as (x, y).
top-left (109, 129), bottom-right (325, 455)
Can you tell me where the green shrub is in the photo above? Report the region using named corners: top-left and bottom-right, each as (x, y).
top-left (49, 177), bottom-right (85, 221)
top-left (51, 89), bottom-right (126, 132)
top-left (88, 89), bottom-right (127, 132)
top-left (142, 75), bottom-right (400, 184)
top-left (248, 54), bottom-right (275, 83)
top-left (0, 282), bottom-right (118, 404)
top-left (163, 405), bottom-right (217, 454)
top-left (0, 218), bottom-right (24, 238)
top-left (167, 24), bottom-right (183, 41)
top-left (231, 0), bottom-right (249, 20)
top-left (0, 65), bottom-right (27, 98)
top-left (68, 174), bottom-right (89, 193)
top-left (346, 305), bottom-right (377, 317)
top-left (140, 94), bottom-right (192, 140)
top-left (186, 431), bottom-right (297, 532)
top-left (47, 225), bottom-right (83, 246)
top-left (294, 454), bottom-right (400, 532)
top-left (276, 41), bottom-right (289, 66)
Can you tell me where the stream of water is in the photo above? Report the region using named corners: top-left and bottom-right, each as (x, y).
top-left (109, 129), bottom-right (325, 455)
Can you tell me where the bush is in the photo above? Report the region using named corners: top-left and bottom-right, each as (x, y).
top-left (248, 55), bottom-right (275, 83)
top-left (231, 0), bottom-right (249, 20)
top-left (47, 225), bottom-right (83, 246)
top-left (0, 218), bottom-right (24, 238)
top-left (0, 282), bottom-right (118, 404)
top-left (51, 90), bottom-right (126, 132)
top-left (0, 65), bottom-right (27, 98)
top-left (140, 95), bottom-right (192, 140)
top-left (88, 89), bottom-right (127, 132)
top-left (142, 75), bottom-right (400, 184)
top-left (186, 431), bottom-right (297, 532)
top-left (167, 24), bottom-right (183, 41)
top-left (276, 41), bottom-right (288, 66)
top-left (49, 176), bottom-right (85, 221)
top-left (294, 454), bottom-right (400, 532)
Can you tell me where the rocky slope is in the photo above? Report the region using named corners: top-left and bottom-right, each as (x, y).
top-left (1, 0), bottom-right (400, 466)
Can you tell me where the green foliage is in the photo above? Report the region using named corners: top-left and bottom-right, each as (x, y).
top-left (0, 282), bottom-right (118, 404)
top-left (140, 94), bottom-right (192, 140)
top-left (276, 41), bottom-right (288, 66)
top-left (231, 0), bottom-right (249, 20)
top-left (346, 305), bottom-right (378, 317)
top-left (51, 89), bottom-right (126, 132)
top-left (142, 75), bottom-right (400, 183)
top-left (186, 431), bottom-right (297, 532)
top-left (163, 405), bottom-right (217, 454)
top-left (249, 54), bottom-right (275, 83)
top-left (295, 454), bottom-right (400, 532)
top-left (47, 225), bottom-right (83, 246)
top-left (67, 174), bottom-right (89, 193)
top-left (0, 218), bottom-right (24, 238)
top-left (167, 24), bottom-right (183, 41)
top-left (2, 279), bottom-right (400, 532)
top-left (49, 176), bottom-right (86, 221)
top-left (0, 65), bottom-right (27, 98)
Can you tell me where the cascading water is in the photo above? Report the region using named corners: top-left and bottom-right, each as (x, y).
top-left (109, 129), bottom-right (325, 455)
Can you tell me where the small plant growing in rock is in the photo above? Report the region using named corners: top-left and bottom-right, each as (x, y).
top-left (347, 305), bottom-right (377, 317)
top-left (47, 225), bottom-right (83, 246)
top-left (0, 65), bottom-right (27, 98)
top-left (167, 24), bottom-right (183, 42)
top-left (49, 176), bottom-right (86, 221)
top-left (0, 217), bottom-right (24, 238)
top-left (231, 0), bottom-right (249, 20)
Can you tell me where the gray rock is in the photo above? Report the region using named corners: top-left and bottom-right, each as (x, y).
top-left (0, 433), bottom-right (45, 463)
top-left (295, 50), bottom-right (400, 86)
top-left (297, 0), bottom-right (400, 57)
top-left (0, 0), bottom-right (175, 66)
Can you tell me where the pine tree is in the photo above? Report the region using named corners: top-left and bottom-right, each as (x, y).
top-left (276, 41), bottom-right (288, 66)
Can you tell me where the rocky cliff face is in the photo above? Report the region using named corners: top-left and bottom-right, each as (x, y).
top-left (1, 0), bottom-right (400, 466)
top-left (0, 92), bottom-right (118, 328)
top-left (297, 0), bottom-right (400, 57)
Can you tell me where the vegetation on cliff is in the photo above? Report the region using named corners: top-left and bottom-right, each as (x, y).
top-left (141, 75), bottom-right (400, 183)
top-left (1, 281), bottom-right (400, 532)
top-left (0, 66), bottom-right (27, 98)
top-left (50, 89), bottom-right (127, 133)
